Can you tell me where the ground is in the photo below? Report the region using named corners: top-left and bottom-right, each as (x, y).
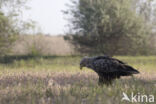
top-left (0, 56), bottom-right (155, 104)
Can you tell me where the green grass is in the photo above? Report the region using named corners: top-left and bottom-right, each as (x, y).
top-left (0, 56), bottom-right (155, 104)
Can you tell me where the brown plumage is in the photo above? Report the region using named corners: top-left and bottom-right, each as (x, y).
top-left (80, 56), bottom-right (140, 85)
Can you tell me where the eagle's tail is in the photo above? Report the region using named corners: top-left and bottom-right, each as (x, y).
top-left (119, 64), bottom-right (140, 75)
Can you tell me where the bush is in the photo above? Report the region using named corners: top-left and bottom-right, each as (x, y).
top-left (0, 12), bottom-right (17, 55)
top-left (64, 0), bottom-right (155, 56)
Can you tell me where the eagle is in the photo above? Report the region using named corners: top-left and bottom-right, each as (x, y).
top-left (80, 56), bottom-right (140, 85)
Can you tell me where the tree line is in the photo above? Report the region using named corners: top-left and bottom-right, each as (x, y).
top-left (64, 0), bottom-right (156, 56)
top-left (0, 0), bottom-right (156, 56)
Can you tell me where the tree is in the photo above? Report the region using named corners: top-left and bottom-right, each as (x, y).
top-left (0, 12), bottom-right (17, 54)
top-left (64, 0), bottom-right (154, 56)
top-left (0, 0), bottom-right (30, 55)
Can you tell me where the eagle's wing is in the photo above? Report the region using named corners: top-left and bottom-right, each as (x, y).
top-left (94, 55), bottom-right (125, 64)
top-left (92, 56), bottom-right (139, 74)
top-left (92, 56), bottom-right (120, 72)
top-left (111, 58), bottom-right (125, 64)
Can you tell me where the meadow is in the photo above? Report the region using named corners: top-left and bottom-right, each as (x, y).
top-left (0, 56), bottom-right (155, 104)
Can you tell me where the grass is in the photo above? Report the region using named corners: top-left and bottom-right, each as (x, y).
top-left (0, 55), bottom-right (155, 104)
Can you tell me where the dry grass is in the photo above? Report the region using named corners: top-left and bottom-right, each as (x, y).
top-left (0, 56), bottom-right (155, 104)
top-left (12, 35), bottom-right (75, 55)
top-left (0, 72), bottom-right (155, 104)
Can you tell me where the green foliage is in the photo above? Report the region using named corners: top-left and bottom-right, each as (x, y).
top-left (0, 0), bottom-right (30, 55)
top-left (0, 12), bottom-right (17, 55)
top-left (0, 55), bottom-right (155, 73)
top-left (64, 0), bottom-right (155, 56)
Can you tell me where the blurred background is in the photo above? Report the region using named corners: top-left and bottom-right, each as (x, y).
top-left (0, 0), bottom-right (156, 56)
top-left (0, 0), bottom-right (156, 58)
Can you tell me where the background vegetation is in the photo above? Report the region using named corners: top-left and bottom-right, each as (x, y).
top-left (0, 0), bottom-right (156, 57)
top-left (0, 0), bottom-right (35, 56)
top-left (64, 0), bottom-right (156, 56)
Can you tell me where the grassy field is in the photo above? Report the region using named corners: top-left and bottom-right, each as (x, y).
top-left (0, 56), bottom-right (155, 104)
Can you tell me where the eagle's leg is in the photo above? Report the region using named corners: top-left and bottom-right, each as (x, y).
top-left (98, 76), bottom-right (112, 86)
top-left (98, 76), bottom-right (103, 86)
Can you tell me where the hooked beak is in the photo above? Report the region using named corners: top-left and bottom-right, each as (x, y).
top-left (80, 65), bottom-right (83, 70)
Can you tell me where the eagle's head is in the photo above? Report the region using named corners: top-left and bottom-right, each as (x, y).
top-left (80, 56), bottom-right (89, 70)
